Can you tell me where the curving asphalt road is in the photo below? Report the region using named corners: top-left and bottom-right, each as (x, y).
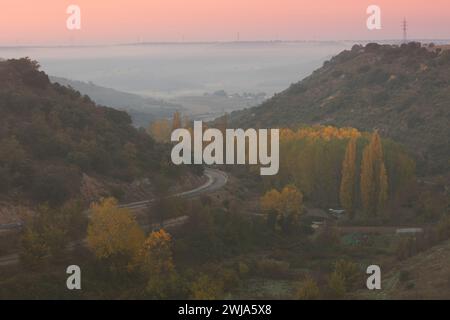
top-left (0, 168), bottom-right (228, 267)
top-left (118, 168), bottom-right (228, 211)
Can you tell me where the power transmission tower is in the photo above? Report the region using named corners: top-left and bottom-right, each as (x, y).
top-left (402, 18), bottom-right (408, 43)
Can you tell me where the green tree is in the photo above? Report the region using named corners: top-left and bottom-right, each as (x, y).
top-left (19, 204), bottom-right (70, 268)
top-left (333, 260), bottom-right (361, 290)
top-left (20, 227), bottom-right (49, 269)
top-left (327, 271), bottom-right (346, 299)
top-left (190, 274), bottom-right (224, 300)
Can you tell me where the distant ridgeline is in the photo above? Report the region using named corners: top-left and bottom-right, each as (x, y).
top-left (229, 42), bottom-right (450, 174)
top-left (0, 58), bottom-right (175, 206)
top-left (49, 76), bottom-right (183, 128)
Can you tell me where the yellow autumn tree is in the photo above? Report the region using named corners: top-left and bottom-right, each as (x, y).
top-left (138, 229), bottom-right (178, 299)
top-left (148, 119), bottom-right (171, 143)
top-left (378, 163), bottom-right (389, 217)
top-left (183, 115), bottom-right (191, 129)
top-left (261, 188), bottom-right (282, 230)
top-left (371, 131), bottom-right (388, 216)
top-left (260, 185), bottom-right (303, 232)
top-left (87, 197), bottom-right (145, 270)
top-left (360, 144), bottom-right (374, 216)
top-left (296, 277), bottom-right (321, 300)
top-left (340, 137), bottom-right (357, 218)
top-left (260, 189), bottom-right (282, 212)
top-left (360, 131), bottom-right (389, 218)
top-left (261, 186), bottom-right (303, 214)
top-left (172, 111), bottom-right (182, 131)
top-left (279, 185), bottom-right (303, 216)
top-left (371, 130), bottom-right (383, 163)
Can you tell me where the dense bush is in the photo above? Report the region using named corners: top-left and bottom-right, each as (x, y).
top-left (255, 258), bottom-right (291, 279)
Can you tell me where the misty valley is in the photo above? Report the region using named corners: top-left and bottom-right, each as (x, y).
top-left (0, 41), bottom-right (449, 301)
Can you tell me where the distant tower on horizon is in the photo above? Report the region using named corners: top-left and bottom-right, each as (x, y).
top-left (402, 18), bottom-right (408, 43)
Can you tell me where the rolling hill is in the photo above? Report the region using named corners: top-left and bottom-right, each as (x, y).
top-left (229, 42), bottom-right (450, 174)
top-left (49, 76), bottom-right (183, 128)
top-left (357, 239), bottom-right (450, 300)
top-left (0, 58), bottom-right (175, 207)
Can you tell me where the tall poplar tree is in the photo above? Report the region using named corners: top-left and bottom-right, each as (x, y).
top-left (360, 144), bottom-right (374, 216)
top-left (378, 163), bottom-right (389, 217)
top-left (340, 137), bottom-right (357, 218)
top-left (172, 111), bottom-right (182, 131)
top-left (360, 131), bottom-right (389, 218)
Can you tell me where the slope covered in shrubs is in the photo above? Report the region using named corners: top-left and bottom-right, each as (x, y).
top-left (230, 43), bottom-right (450, 174)
top-left (0, 58), bottom-right (171, 206)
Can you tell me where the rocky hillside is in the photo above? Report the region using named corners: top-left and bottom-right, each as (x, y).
top-left (0, 58), bottom-right (176, 207)
top-left (357, 240), bottom-right (450, 300)
top-left (229, 43), bottom-right (450, 174)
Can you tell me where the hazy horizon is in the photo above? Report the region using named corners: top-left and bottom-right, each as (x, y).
top-left (0, 41), bottom-right (355, 99)
top-left (2, 38), bottom-right (450, 49)
top-left (2, 39), bottom-right (448, 102)
top-left (1, 0), bottom-right (450, 46)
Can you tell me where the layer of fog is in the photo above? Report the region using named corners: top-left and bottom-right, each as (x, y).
top-left (0, 42), bottom-right (352, 99)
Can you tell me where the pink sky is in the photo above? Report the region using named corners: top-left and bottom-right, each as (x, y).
top-left (1, 0), bottom-right (449, 45)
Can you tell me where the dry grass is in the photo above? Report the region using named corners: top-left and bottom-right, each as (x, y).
top-left (359, 240), bottom-right (450, 299)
